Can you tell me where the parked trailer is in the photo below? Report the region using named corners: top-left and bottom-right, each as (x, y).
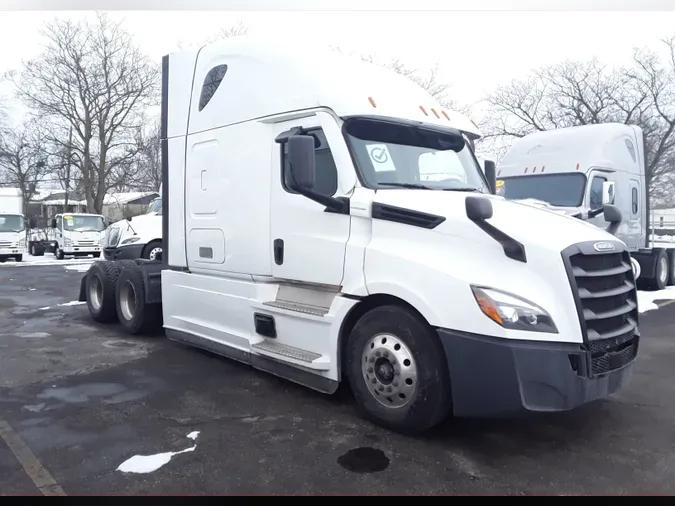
top-left (78, 38), bottom-right (640, 434)
top-left (496, 123), bottom-right (675, 291)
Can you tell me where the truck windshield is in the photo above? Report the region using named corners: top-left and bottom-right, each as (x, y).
top-left (0, 214), bottom-right (24, 232)
top-left (497, 173), bottom-right (586, 207)
top-left (343, 117), bottom-right (488, 192)
top-left (147, 198), bottom-right (162, 215)
top-left (64, 215), bottom-right (105, 232)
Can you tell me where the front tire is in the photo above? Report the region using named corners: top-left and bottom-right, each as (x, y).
top-left (142, 240), bottom-right (162, 262)
top-left (115, 264), bottom-right (162, 335)
top-left (346, 305), bottom-right (452, 435)
top-left (15, 255), bottom-right (22, 262)
top-left (55, 246), bottom-right (64, 260)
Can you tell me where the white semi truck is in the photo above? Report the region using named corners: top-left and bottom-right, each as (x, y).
top-left (0, 188), bottom-right (26, 262)
top-left (495, 123), bottom-right (675, 291)
top-left (77, 38), bottom-right (640, 434)
top-left (103, 193), bottom-right (162, 261)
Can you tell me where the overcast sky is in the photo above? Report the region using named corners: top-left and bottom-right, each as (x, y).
top-left (1, 3), bottom-right (675, 126)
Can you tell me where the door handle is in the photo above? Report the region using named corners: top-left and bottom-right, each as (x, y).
top-left (201, 170), bottom-right (207, 191)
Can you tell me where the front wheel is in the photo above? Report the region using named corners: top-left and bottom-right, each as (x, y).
top-left (14, 255), bottom-right (22, 262)
top-left (142, 241), bottom-right (162, 262)
top-left (55, 246), bottom-right (64, 260)
top-left (346, 305), bottom-right (452, 435)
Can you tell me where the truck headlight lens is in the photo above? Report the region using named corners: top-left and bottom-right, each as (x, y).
top-left (121, 237), bottom-right (140, 245)
top-left (64, 238), bottom-right (72, 246)
top-left (470, 286), bottom-right (558, 333)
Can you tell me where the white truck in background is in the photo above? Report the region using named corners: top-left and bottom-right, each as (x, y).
top-left (103, 192), bottom-right (162, 261)
top-left (0, 188), bottom-right (26, 262)
top-left (496, 123), bottom-right (675, 291)
top-left (30, 213), bottom-right (107, 259)
top-left (78, 38), bottom-right (640, 434)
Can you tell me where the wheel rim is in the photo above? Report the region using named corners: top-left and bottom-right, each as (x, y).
top-left (659, 256), bottom-right (668, 284)
top-left (89, 275), bottom-right (103, 311)
top-left (361, 333), bottom-right (418, 408)
top-left (119, 280), bottom-right (137, 321)
top-left (149, 247), bottom-right (162, 261)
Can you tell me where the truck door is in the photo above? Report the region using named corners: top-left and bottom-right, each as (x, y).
top-left (270, 114), bottom-right (352, 287)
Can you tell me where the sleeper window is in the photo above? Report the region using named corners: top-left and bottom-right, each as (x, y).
top-left (282, 129), bottom-right (338, 197)
top-left (198, 65), bottom-right (228, 111)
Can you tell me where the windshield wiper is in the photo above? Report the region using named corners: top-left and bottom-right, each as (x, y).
top-left (378, 182), bottom-right (434, 190)
top-left (442, 187), bottom-right (481, 192)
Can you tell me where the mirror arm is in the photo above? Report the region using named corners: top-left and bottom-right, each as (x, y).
top-left (296, 186), bottom-right (349, 214)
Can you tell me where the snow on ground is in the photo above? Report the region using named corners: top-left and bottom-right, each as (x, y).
top-left (0, 253), bottom-right (97, 268)
top-left (116, 432), bottom-right (200, 474)
top-left (637, 286), bottom-right (675, 313)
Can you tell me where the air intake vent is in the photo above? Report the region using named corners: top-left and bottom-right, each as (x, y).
top-left (371, 203), bottom-right (445, 229)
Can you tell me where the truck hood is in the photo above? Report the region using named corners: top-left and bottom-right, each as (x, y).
top-left (373, 190), bottom-right (619, 252)
top-left (67, 230), bottom-right (105, 241)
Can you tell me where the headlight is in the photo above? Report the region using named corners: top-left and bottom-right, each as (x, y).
top-left (470, 286), bottom-right (558, 333)
top-left (120, 237), bottom-right (140, 245)
top-left (64, 238), bottom-right (72, 246)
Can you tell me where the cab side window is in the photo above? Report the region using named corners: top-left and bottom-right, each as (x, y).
top-left (589, 176), bottom-right (606, 210)
top-left (57, 217), bottom-right (63, 231)
top-left (281, 129), bottom-right (338, 197)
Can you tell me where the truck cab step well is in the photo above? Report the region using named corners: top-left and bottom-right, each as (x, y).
top-left (262, 300), bottom-right (329, 316)
top-left (251, 340), bottom-right (329, 370)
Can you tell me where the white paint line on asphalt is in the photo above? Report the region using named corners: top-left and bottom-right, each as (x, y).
top-left (0, 419), bottom-right (66, 496)
top-left (116, 431), bottom-right (200, 475)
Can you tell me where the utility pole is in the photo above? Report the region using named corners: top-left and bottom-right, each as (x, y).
top-left (64, 126), bottom-right (72, 210)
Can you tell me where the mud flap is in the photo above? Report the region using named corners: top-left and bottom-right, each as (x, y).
top-left (78, 274), bottom-right (87, 302)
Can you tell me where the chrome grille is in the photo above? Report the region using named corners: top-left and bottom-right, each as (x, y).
top-left (0, 241), bottom-right (11, 248)
top-left (563, 241), bottom-right (639, 376)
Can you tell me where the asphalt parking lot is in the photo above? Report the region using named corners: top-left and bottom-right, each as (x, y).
top-left (1, 260), bottom-right (675, 495)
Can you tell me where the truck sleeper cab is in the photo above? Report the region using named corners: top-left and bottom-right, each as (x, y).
top-left (496, 123), bottom-right (675, 291)
top-left (79, 39), bottom-right (640, 434)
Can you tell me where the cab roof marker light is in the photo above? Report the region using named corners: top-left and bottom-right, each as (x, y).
top-left (497, 169), bottom-right (502, 176)
top-left (431, 108), bottom-right (440, 119)
top-left (368, 96), bottom-right (377, 108)
top-left (541, 165), bottom-right (546, 172)
top-left (419, 105), bottom-right (429, 116)
top-left (533, 166), bottom-right (537, 173)
top-left (471, 119), bottom-right (479, 129)
top-left (524, 167), bottom-right (528, 173)
top-left (442, 110), bottom-right (451, 120)
top-left (576, 163), bottom-right (580, 171)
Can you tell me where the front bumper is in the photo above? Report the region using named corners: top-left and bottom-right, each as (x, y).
top-left (438, 328), bottom-right (638, 417)
top-left (63, 246), bottom-right (101, 254)
top-left (0, 247), bottom-right (25, 256)
top-left (104, 243), bottom-right (145, 261)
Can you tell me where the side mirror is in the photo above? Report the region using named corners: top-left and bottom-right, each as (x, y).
top-left (50, 218), bottom-right (57, 228)
top-left (287, 135), bottom-right (316, 191)
top-left (602, 181), bottom-right (615, 205)
top-left (483, 160), bottom-right (496, 194)
top-left (603, 204), bottom-right (622, 224)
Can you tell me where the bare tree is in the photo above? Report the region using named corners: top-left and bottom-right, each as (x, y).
top-left (122, 118), bottom-right (161, 192)
top-left (5, 13), bottom-right (159, 213)
top-left (0, 121), bottom-right (51, 213)
top-left (480, 39), bottom-right (675, 205)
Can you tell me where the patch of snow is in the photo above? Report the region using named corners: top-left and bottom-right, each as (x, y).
top-left (637, 286), bottom-right (675, 313)
top-left (39, 306), bottom-right (51, 311)
top-left (64, 264), bottom-right (92, 272)
top-left (0, 253), bottom-right (96, 268)
top-left (57, 301), bottom-right (86, 307)
top-left (117, 446), bottom-right (196, 474)
top-left (116, 431), bottom-right (200, 474)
